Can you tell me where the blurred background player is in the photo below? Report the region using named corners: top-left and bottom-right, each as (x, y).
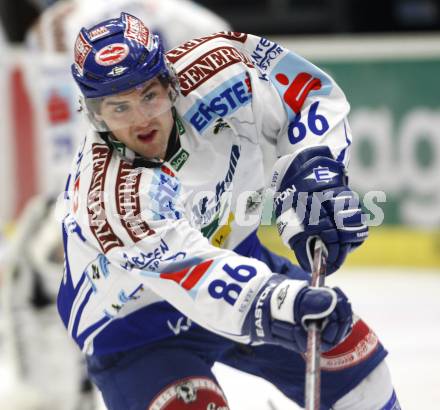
top-left (26, 0), bottom-right (230, 52)
top-left (1, 1), bottom-right (230, 409)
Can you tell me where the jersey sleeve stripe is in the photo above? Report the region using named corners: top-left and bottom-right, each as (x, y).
top-left (181, 259), bottom-right (214, 290)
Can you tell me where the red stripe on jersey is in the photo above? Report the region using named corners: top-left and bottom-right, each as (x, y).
top-left (319, 318), bottom-right (380, 371)
top-left (182, 260), bottom-right (213, 290)
top-left (160, 260), bottom-right (213, 290)
top-left (160, 267), bottom-right (191, 284)
top-left (160, 164), bottom-right (175, 177)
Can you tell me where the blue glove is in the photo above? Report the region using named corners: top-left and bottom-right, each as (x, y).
top-left (273, 146), bottom-right (368, 274)
top-left (249, 277), bottom-right (352, 353)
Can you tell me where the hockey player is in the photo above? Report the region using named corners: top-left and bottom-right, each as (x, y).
top-left (60, 13), bottom-right (401, 410)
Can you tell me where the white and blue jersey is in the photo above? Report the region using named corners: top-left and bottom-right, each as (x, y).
top-left (58, 32), bottom-right (353, 356)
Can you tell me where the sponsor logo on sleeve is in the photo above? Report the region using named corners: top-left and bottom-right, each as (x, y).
top-left (120, 238), bottom-right (186, 272)
top-left (74, 32), bottom-right (92, 75)
top-left (183, 73), bottom-right (252, 133)
top-left (275, 72), bottom-right (322, 115)
top-left (166, 31), bottom-right (248, 63)
top-left (116, 161), bottom-right (155, 241)
top-left (270, 54), bottom-right (333, 119)
top-left (177, 46), bottom-right (253, 96)
top-left (251, 37), bottom-right (284, 70)
top-left (88, 144), bottom-right (123, 253)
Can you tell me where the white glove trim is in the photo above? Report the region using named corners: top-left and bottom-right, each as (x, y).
top-left (300, 287), bottom-right (338, 329)
top-left (276, 208), bottom-right (304, 245)
top-left (270, 279), bottom-right (308, 324)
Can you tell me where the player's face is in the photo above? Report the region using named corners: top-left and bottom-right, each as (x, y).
top-left (96, 78), bottom-right (174, 159)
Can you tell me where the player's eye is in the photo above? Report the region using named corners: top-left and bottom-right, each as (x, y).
top-left (143, 91), bottom-right (157, 102)
top-left (113, 104), bottom-right (130, 114)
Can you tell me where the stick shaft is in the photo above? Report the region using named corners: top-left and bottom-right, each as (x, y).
top-left (305, 239), bottom-right (327, 410)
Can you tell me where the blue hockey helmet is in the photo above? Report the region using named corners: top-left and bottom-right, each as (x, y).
top-left (71, 12), bottom-right (174, 99)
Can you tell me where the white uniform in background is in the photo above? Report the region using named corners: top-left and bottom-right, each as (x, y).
top-left (27, 0), bottom-right (230, 53)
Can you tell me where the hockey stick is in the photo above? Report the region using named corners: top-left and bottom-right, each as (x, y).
top-left (304, 238), bottom-right (328, 410)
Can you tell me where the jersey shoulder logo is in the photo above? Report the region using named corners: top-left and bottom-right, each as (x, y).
top-left (166, 31), bottom-right (248, 64)
top-left (177, 46), bottom-right (253, 96)
top-left (270, 52), bottom-right (333, 119)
